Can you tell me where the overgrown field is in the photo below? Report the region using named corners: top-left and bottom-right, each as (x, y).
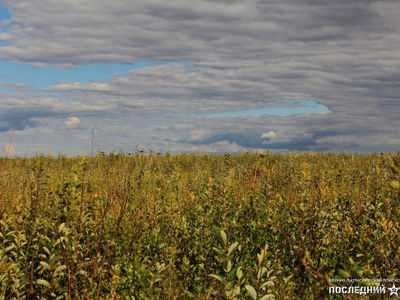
top-left (0, 152), bottom-right (400, 299)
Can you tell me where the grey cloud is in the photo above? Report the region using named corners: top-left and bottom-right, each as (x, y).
top-left (0, 108), bottom-right (60, 131)
top-left (8, 59), bottom-right (396, 153)
top-left (0, 90), bottom-right (109, 133)
top-left (0, 0), bottom-right (399, 153)
top-left (1, 0), bottom-right (395, 64)
top-left (0, 110), bottom-right (38, 131)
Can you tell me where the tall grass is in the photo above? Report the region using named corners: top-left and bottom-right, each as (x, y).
top-left (0, 152), bottom-right (399, 299)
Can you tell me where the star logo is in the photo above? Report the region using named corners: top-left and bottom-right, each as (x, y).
top-left (388, 283), bottom-right (400, 296)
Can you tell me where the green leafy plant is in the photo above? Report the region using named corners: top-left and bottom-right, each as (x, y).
top-left (209, 230), bottom-right (275, 299)
top-left (1, 152), bottom-right (400, 297)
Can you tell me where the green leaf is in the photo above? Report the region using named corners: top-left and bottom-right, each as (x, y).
top-left (391, 158), bottom-right (400, 174)
top-left (226, 260), bottom-right (232, 273)
top-left (391, 165), bottom-right (400, 174)
top-left (42, 247), bottom-right (50, 256)
top-left (6, 231), bottom-right (16, 238)
top-left (220, 230), bottom-right (227, 247)
top-left (58, 223), bottom-right (66, 234)
top-left (76, 270), bottom-right (88, 277)
top-left (37, 279), bottom-right (51, 288)
top-left (236, 267), bottom-right (243, 281)
top-left (389, 180), bottom-right (400, 190)
top-left (261, 266), bottom-right (268, 277)
top-left (225, 282), bottom-right (233, 292)
top-left (257, 253), bottom-right (263, 266)
top-left (228, 242), bottom-right (239, 256)
top-left (5, 244), bottom-right (15, 253)
top-left (155, 262), bottom-right (166, 273)
top-left (212, 247), bottom-right (223, 255)
top-left (233, 285), bottom-right (241, 297)
top-left (260, 280), bottom-right (275, 289)
top-left (245, 285), bottom-right (257, 300)
top-left (54, 265), bottom-right (67, 273)
top-left (209, 274), bottom-right (225, 284)
top-left (339, 269), bottom-right (351, 279)
top-left (39, 261), bottom-right (51, 271)
top-left (42, 235), bottom-right (51, 243)
top-left (259, 294), bottom-right (275, 300)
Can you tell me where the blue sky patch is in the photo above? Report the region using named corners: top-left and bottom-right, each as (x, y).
top-left (0, 4), bottom-right (11, 30)
top-left (187, 100), bottom-right (330, 118)
top-left (0, 61), bottom-right (183, 89)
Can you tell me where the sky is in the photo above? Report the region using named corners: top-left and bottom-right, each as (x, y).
top-left (0, 0), bottom-right (399, 155)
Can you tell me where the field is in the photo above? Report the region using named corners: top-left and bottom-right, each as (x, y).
top-left (0, 152), bottom-right (400, 299)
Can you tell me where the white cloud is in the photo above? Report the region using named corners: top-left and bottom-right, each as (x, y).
top-left (185, 140), bottom-right (244, 153)
top-left (261, 131), bottom-right (276, 139)
top-left (40, 128), bottom-right (54, 134)
top-left (187, 140), bottom-right (268, 153)
top-left (65, 117), bottom-right (80, 128)
top-left (46, 82), bottom-right (111, 92)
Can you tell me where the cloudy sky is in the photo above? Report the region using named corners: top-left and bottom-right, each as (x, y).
top-left (0, 0), bottom-right (399, 155)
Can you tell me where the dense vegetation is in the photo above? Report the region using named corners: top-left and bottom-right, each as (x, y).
top-left (0, 152), bottom-right (399, 299)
